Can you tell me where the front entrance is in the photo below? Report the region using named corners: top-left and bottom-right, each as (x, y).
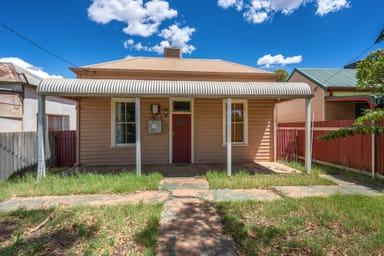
top-left (172, 114), bottom-right (191, 163)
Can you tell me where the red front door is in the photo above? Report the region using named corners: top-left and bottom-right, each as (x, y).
top-left (172, 114), bottom-right (191, 163)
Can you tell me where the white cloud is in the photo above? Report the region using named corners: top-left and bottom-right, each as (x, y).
top-left (88, 0), bottom-right (177, 37)
top-left (218, 0), bottom-right (243, 10)
top-left (124, 24), bottom-right (196, 54)
top-left (158, 25), bottom-right (196, 54)
top-left (0, 57), bottom-right (62, 79)
top-left (218, 0), bottom-right (349, 24)
top-left (244, 8), bottom-right (269, 23)
top-left (316, 0), bottom-right (350, 16)
top-left (123, 39), bottom-right (135, 48)
top-left (257, 54), bottom-right (302, 67)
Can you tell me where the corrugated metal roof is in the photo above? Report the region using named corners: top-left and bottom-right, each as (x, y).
top-left (295, 68), bottom-right (356, 88)
top-left (38, 79), bottom-right (312, 98)
top-left (0, 62), bottom-right (43, 87)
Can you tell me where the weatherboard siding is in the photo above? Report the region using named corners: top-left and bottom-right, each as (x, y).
top-left (79, 97), bottom-right (169, 166)
top-left (79, 97), bottom-right (274, 166)
top-left (194, 98), bottom-right (274, 163)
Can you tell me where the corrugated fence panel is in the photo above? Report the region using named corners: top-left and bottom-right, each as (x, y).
top-left (55, 131), bottom-right (76, 167)
top-left (277, 120), bottom-right (383, 175)
top-left (276, 129), bottom-right (296, 161)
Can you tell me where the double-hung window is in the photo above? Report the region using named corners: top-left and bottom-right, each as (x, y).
top-left (223, 99), bottom-right (248, 145)
top-left (112, 99), bottom-right (136, 146)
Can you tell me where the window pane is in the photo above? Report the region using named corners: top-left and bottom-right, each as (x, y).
top-left (232, 123), bottom-right (244, 142)
top-left (225, 102), bottom-right (245, 143)
top-left (116, 102), bottom-right (135, 122)
top-left (115, 101), bottom-right (136, 144)
top-left (173, 101), bottom-right (191, 112)
top-left (116, 123), bottom-right (136, 144)
top-left (232, 104), bottom-right (243, 122)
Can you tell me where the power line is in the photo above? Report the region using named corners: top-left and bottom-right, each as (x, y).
top-left (320, 24), bottom-right (384, 86)
top-left (0, 21), bottom-right (78, 67)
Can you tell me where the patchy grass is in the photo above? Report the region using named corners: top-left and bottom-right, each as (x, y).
top-left (0, 172), bottom-right (163, 202)
top-left (206, 170), bottom-right (334, 189)
top-left (282, 160), bottom-right (384, 187)
top-left (217, 195), bottom-right (384, 256)
top-left (0, 203), bottom-right (162, 256)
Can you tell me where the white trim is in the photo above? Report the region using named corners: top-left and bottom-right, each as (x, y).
top-left (169, 97), bottom-right (194, 163)
top-left (222, 99), bottom-right (248, 145)
top-left (111, 98), bottom-right (136, 147)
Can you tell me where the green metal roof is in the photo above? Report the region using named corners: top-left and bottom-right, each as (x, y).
top-left (294, 68), bottom-right (356, 89)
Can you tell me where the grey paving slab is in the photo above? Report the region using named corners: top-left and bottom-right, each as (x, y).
top-left (208, 189), bottom-right (281, 202)
top-left (160, 177), bottom-right (209, 191)
top-left (273, 185), bottom-right (383, 198)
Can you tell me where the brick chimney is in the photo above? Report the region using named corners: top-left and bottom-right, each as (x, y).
top-left (164, 47), bottom-right (182, 58)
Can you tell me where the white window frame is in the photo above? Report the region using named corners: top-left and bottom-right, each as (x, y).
top-left (222, 99), bottom-right (248, 145)
top-left (111, 98), bottom-right (136, 147)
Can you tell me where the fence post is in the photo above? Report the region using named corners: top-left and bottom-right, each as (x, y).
top-left (372, 132), bottom-right (375, 179)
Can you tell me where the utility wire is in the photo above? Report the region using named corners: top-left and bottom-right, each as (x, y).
top-left (0, 21), bottom-right (78, 67)
top-left (319, 25), bottom-right (384, 85)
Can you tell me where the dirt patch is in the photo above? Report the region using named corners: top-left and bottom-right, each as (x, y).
top-left (0, 220), bottom-right (18, 242)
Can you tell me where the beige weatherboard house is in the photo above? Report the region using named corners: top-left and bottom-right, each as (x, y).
top-left (36, 48), bottom-right (313, 176)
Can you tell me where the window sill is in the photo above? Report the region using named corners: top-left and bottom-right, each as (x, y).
top-left (111, 144), bottom-right (136, 148)
top-left (221, 143), bottom-right (249, 147)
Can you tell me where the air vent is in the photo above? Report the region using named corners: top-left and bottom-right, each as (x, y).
top-left (164, 47), bottom-right (182, 58)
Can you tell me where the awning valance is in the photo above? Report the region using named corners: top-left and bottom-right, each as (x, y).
top-left (38, 79), bottom-right (313, 99)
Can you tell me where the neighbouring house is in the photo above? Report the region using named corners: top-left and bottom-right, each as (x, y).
top-left (36, 48), bottom-right (313, 175)
top-left (0, 62), bottom-right (76, 132)
top-left (277, 68), bottom-right (384, 123)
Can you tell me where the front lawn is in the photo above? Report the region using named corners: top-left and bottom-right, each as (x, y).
top-left (0, 172), bottom-right (163, 203)
top-left (283, 160), bottom-right (384, 187)
top-left (0, 203), bottom-right (162, 256)
top-left (217, 195), bottom-right (384, 255)
top-left (206, 171), bottom-right (334, 189)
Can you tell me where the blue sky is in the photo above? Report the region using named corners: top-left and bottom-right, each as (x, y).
top-left (0, 0), bottom-right (383, 78)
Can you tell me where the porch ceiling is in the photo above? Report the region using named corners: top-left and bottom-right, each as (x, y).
top-left (38, 79), bottom-right (312, 99)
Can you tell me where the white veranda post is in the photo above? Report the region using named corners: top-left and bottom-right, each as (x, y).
top-left (227, 98), bottom-right (232, 176)
top-left (37, 95), bottom-right (46, 179)
top-left (305, 97), bottom-right (313, 174)
top-left (135, 97), bottom-right (141, 176)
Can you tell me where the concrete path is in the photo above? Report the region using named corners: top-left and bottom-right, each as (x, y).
top-left (0, 175), bottom-right (382, 212)
top-left (0, 191), bottom-right (170, 212)
top-left (157, 178), bottom-right (238, 256)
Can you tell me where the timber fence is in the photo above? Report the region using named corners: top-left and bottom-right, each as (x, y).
top-left (0, 131), bottom-right (76, 180)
